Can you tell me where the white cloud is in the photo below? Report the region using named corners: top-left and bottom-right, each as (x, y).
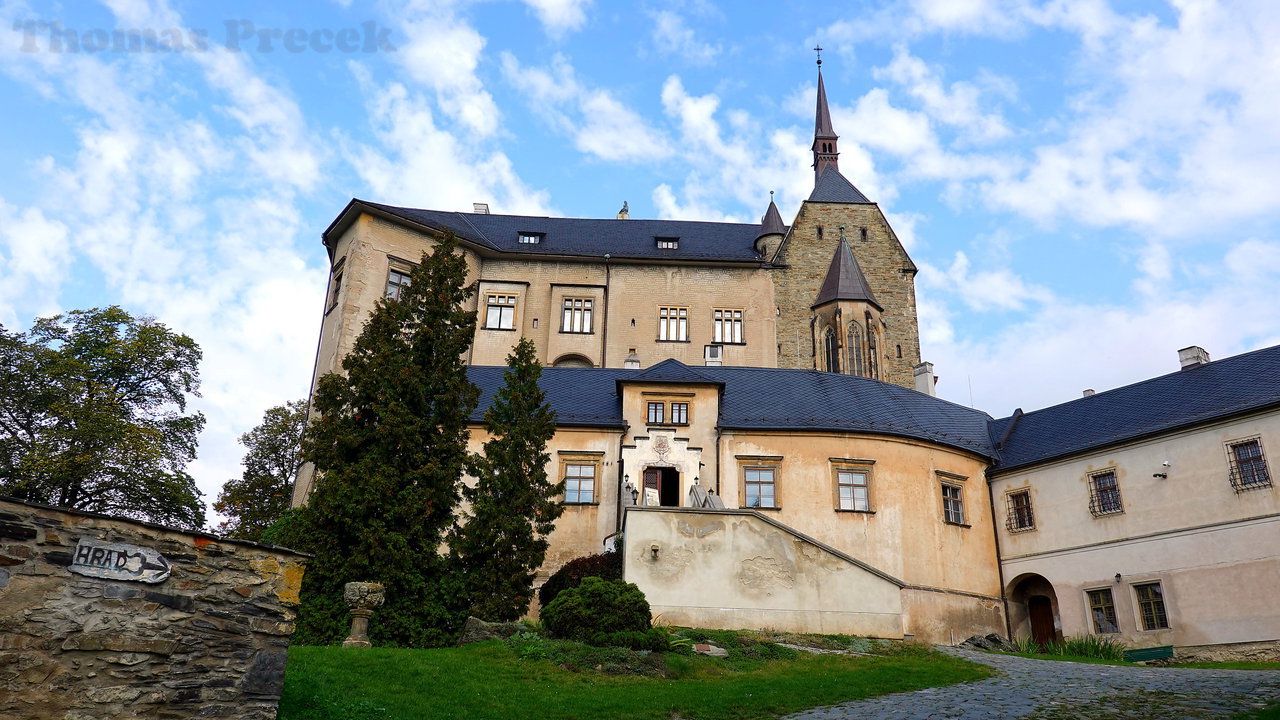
top-left (500, 52), bottom-right (673, 163)
top-left (522, 0), bottom-right (592, 35)
top-left (876, 46), bottom-right (1011, 142)
top-left (393, 1), bottom-right (502, 137)
top-left (649, 10), bottom-right (721, 65)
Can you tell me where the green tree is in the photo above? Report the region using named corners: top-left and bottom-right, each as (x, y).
top-left (0, 306), bottom-right (205, 528)
top-left (296, 231), bottom-right (480, 647)
top-left (213, 399), bottom-right (307, 542)
top-left (452, 338), bottom-right (560, 621)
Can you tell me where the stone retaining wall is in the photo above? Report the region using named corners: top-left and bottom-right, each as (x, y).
top-left (0, 497), bottom-right (308, 720)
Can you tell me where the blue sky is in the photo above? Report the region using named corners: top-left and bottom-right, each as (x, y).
top-left (2, 0), bottom-right (1279, 518)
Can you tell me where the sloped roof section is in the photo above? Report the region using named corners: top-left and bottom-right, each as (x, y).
top-left (468, 365), bottom-right (996, 458)
top-left (628, 358), bottom-right (721, 385)
top-left (813, 238), bottom-right (881, 310)
top-left (991, 344), bottom-right (1280, 474)
top-left (342, 200), bottom-right (765, 264)
top-left (808, 167), bottom-right (873, 204)
top-left (758, 198), bottom-right (787, 239)
top-left (815, 70), bottom-right (837, 140)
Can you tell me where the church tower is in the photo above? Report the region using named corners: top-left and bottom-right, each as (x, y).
top-left (771, 56), bottom-right (922, 389)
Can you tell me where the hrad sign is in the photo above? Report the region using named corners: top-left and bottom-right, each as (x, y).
top-left (68, 538), bottom-right (171, 584)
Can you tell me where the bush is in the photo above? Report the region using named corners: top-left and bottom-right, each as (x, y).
top-left (538, 551), bottom-right (623, 609)
top-left (541, 577), bottom-right (651, 641)
top-left (588, 628), bottom-right (671, 652)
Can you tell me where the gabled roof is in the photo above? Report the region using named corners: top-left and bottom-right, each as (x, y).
top-left (325, 199), bottom-right (766, 264)
top-left (808, 167), bottom-right (873, 204)
top-left (813, 238), bottom-right (881, 310)
top-left (990, 344), bottom-right (1280, 474)
top-left (626, 358), bottom-right (721, 385)
top-left (468, 365), bottom-right (995, 458)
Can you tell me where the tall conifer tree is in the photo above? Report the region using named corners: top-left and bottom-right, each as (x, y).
top-left (295, 231), bottom-right (479, 647)
top-left (453, 338), bottom-right (560, 621)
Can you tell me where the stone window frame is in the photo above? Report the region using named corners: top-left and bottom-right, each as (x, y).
top-left (646, 401), bottom-right (664, 425)
top-left (559, 451), bottom-right (603, 506)
top-left (831, 457), bottom-right (875, 513)
top-left (484, 294), bottom-right (518, 331)
top-left (1225, 435), bottom-right (1271, 492)
top-left (1087, 468), bottom-right (1123, 517)
top-left (657, 306), bottom-right (689, 342)
top-left (1133, 581), bottom-right (1170, 631)
top-left (1085, 587), bottom-right (1120, 634)
top-left (713, 308), bottom-right (744, 345)
top-left (1005, 488), bottom-right (1036, 533)
top-left (937, 470), bottom-right (969, 527)
top-left (560, 297), bottom-right (594, 334)
top-left (737, 455), bottom-right (782, 510)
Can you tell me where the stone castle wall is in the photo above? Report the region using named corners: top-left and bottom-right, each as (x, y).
top-left (0, 497), bottom-right (308, 720)
top-left (774, 201), bottom-right (921, 388)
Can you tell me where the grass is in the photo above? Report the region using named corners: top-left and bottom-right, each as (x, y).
top-left (1006, 634), bottom-right (1128, 661)
top-left (1169, 661), bottom-right (1280, 670)
top-left (279, 634), bottom-right (993, 720)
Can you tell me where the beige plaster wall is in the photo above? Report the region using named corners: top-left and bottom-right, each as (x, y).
top-left (991, 409), bottom-right (1280, 649)
top-left (623, 507), bottom-right (904, 637)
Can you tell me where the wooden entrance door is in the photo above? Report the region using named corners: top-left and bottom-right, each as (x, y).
top-left (642, 468), bottom-right (661, 506)
top-left (1028, 595), bottom-right (1055, 648)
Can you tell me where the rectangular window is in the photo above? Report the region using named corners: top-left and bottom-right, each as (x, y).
top-left (942, 483), bottom-right (965, 525)
top-left (1006, 490), bottom-right (1035, 532)
top-left (1088, 470), bottom-right (1123, 516)
top-left (647, 402), bottom-right (664, 424)
top-left (744, 467), bottom-right (776, 509)
top-left (1088, 589), bottom-right (1120, 634)
top-left (1135, 582), bottom-right (1169, 630)
top-left (485, 295), bottom-right (516, 330)
top-left (658, 306), bottom-right (688, 341)
top-left (837, 469), bottom-right (871, 511)
top-left (670, 402), bottom-right (688, 425)
top-left (656, 237), bottom-right (679, 249)
top-left (564, 463), bottom-right (595, 504)
top-left (560, 298), bottom-right (593, 334)
top-left (713, 308), bottom-right (743, 344)
top-left (328, 271), bottom-right (343, 311)
top-left (518, 232), bottom-right (542, 244)
top-left (1228, 438), bottom-right (1271, 491)
top-left (385, 268), bottom-right (411, 301)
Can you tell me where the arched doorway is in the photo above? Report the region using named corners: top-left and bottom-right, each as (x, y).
top-left (1007, 573), bottom-right (1061, 648)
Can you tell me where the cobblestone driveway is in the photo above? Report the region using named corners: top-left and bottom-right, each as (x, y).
top-left (784, 648), bottom-right (1280, 720)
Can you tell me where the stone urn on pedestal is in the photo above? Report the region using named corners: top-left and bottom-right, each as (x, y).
top-left (342, 581), bottom-right (385, 648)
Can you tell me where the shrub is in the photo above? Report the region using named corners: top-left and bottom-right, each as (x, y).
top-left (538, 551), bottom-right (623, 609)
top-left (588, 628), bottom-right (671, 652)
top-left (541, 577), bottom-right (651, 641)
top-left (1010, 634), bottom-right (1127, 661)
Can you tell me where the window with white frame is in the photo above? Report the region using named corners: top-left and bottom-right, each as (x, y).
top-left (836, 468), bottom-right (871, 511)
top-left (713, 309), bottom-right (743, 344)
top-left (485, 294), bottom-right (516, 330)
top-left (670, 402), bottom-right (689, 425)
top-left (941, 483), bottom-right (965, 525)
top-left (563, 463), bottom-right (596, 504)
top-left (656, 237), bottom-right (679, 249)
top-left (518, 232), bottom-right (542, 244)
top-left (1227, 438), bottom-right (1271, 491)
top-left (560, 298), bottom-right (593, 334)
top-left (1088, 470), bottom-right (1123, 516)
top-left (658, 306), bottom-right (688, 341)
top-left (744, 467), bottom-right (777, 508)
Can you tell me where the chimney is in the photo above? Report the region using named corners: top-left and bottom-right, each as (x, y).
top-left (1083, 389), bottom-right (1096, 397)
top-left (913, 361), bottom-right (936, 397)
top-left (1178, 345), bottom-right (1210, 371)
top-left (623, 349), bottom-right (640, 369)
top-left (472, 202), bottom-right (490, 214)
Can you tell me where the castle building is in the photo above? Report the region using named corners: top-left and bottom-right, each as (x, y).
top-left (296, 64), bottom-right (1280, 657)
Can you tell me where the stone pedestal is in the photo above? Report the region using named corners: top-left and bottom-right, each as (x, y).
top-left (342, 581), bottom-right (385, 648)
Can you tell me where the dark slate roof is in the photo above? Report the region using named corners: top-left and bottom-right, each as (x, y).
top-left (808, 167), bottom-right (873, 204)
top-left (813, 238), bottom-right (881, 309)
top-left (814, 69), bottom-right (837, 140)
top-left (348, 200), bottom-right (765, 264)
top-left (990, 344), bottom-right (1280, 474)
top-left (629, 358), bottom-right (721, 385)
top-left (758, 198), bottom-right (787, 239)
top-left (468, 363), bottom-right (995, 457)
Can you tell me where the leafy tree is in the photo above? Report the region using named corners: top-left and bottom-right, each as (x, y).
top-left (452, 338), bottom-right (560, 621)
top-left (0, 306), bottom-right (205, 528)
top-left (296, 231), bottom-right (480, 648)
top-left (213, 399), bottom-right (307, 542)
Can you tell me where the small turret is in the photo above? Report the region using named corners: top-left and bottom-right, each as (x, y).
top-left (754, 190), bottom-right (788, 261)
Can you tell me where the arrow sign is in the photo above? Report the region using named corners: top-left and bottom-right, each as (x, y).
top-left (68, 538), bottom-right (172, 584)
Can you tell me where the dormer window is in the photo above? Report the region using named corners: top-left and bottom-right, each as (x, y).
top-left (518, 232), bottom-right (542, 245)
top-left (656, 237), bottom-right (678, 250)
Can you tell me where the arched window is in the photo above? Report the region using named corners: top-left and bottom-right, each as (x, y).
top-left (824, 327), bottom-right (840, 373)
top-left (865, 312), bottom-right (879, 380)
top-left (847, 322), bottom-right (865, 377)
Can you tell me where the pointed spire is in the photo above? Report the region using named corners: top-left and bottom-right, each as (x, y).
top-left (757, 190), bottom-right (786, 238)
top-left (811, 52), bottom-right (840, 185)
top-left (813, 227), bottom-right (881, 310)
top-left (815, 70), bottom-right (836, 140)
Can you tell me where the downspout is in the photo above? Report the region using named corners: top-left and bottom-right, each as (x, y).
top-left (600, 254), bottom-right (611, 367)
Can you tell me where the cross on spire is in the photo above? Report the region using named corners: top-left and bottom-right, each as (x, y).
top-left (814, 45), bottom-right (823, 66)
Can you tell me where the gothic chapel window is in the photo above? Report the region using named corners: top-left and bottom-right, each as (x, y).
top-left (824, 328), bottom-right (840, 373)
top-left (847, 322), bottom-right (865, 377)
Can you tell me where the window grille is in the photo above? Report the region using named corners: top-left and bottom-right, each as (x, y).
top-left (1006, 490), bottom-right (1035, 532)
top-left (1088, 471), bottom-right (1123, 516)
top-left (1228, 439), bottom-right (1271, 492)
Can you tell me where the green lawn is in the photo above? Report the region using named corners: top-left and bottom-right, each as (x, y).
top-left (279, 640), bottom-right (993, 720)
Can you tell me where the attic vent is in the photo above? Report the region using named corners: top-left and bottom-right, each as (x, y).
top-left (518, 232), bottom-right (542, 245)
top-left (472, 203), bottom-right (490, 214)
top-left (656, 237), bottom-right (679, 249)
